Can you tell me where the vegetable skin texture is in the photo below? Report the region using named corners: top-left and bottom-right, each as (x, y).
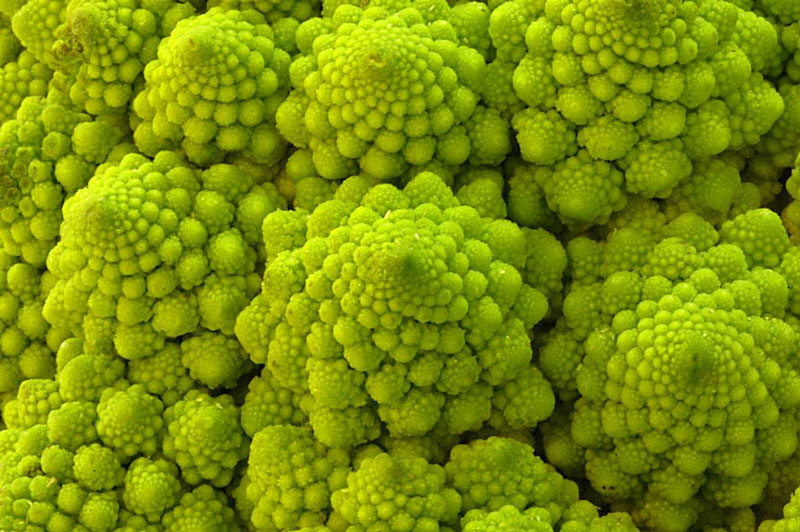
top-left (236, 171), bottom-right (555, 447)
top-left (43, 151), bottom-right (283, 393)
top-left (276, 4), bottom-right (507, 180)
top-left (539, 209), bottom-right (800, 532)
top-left (496, 0), bottom-right (786, 228)
top-left (133, 8), bottom-right (290, 166)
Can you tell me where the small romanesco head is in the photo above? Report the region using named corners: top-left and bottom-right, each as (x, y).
top-left (276, 3), bottom-right (507, 181)
top-left (331, 451), bottom-right (461, 531)
top-left (0, 95), bottom-right (131, 268)
top-left (43, 151), bottom-right (284, 392)
top-left (133, 8), bottom-right (290, 166)
top-left (243, 424), bottom-right (350, 531)
top-left (52, 0), bottom-right (194, 115)
top-left (490, 0), bottom-right (786, 229)
top-left (162, 390), bottom-right (248, 488)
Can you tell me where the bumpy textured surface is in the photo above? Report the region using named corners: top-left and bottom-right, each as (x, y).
top-left (491, 0), bottom-right (786, 228)
top-left (445, 436), bottom-right (578, 517)
top-left (133, 8), bottom-right (290, 165)
top-left (0, 95), bottom-right (129, 267)
top-left (243, 424), bottom-right (349, 531)
top-left (43, 151), bottom-right (283, 383)
top-left (0, 51), bottom-right (50, 124)
top-left (208, 0), bottom-right (318, 23)
top-left (53, 0), bottom-right (194, 115)
top-left (331, 452), bottom-right (462, 531)
top-left (539, 209), bottom-right (800, 532)
top-left (236, 172), bottom-right (555, 447)
top-left (276, 5), bottom-right (506, 180)
top-left (0, 253), bottom-right (67, 425)
top-left (162, 390), bottom-right (248, 487)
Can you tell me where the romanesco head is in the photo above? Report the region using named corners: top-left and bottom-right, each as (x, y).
top-left (540, 208), bottom-right (800, 532)
top-left (162, 390), bottom-right (248, 487)
top-left (445, 436), bottom-right (579, 518)
top-left (331, 452), bottom-right (461, 531)
top-left (237, 172), bottom-right (553, 447)
top-left (43, 151), bottom-right (283, 393)
top-left (133, 8), bottom-right (290, 165)
top-left (494, 0), bottom-right (786, 228)
top-left (53, 0), bottom-right (194, 115)
top-left (243, 424), bottom-right (350, 531)
top-left (276, 5), bottom-right (504, 180)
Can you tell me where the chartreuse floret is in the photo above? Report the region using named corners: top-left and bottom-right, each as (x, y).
top-left (122, 457), bottom-right (182, 523)
top-left (0, 388), bottom-right (238, 530)
top-left (0, 50), bottom-right (50, 122)
top-left (0, 95), bottom-right (129, 267)
top-left (240, 367), bottom-right (307, 437)
top-left (43, 151), bottom-right (283, 393)
top-left (538, 208), bottom-right (800, 532)
top-left (52, 0), bottom-right (194, 115)
top-left (445, 437), bottom-right (578, 517)
top-left (208, 0), bottom-right (319, 23)
top-left (0, 252), bottom-right (68, 423)
top-left (461, 502), bottom-right (640, 532)
top-left (4, 378), bottom-right (61, 429)
top-left (133, 8), bottom-right (290, 166)
top-left (7, 0), bottom-right (62, 68)
top-left (242, 424), bottom-right (349, 530)
top-left (331, 451), bottom-right (461, 531)
top-left (96, 384), bottom-right (164, 459)
top-left (162, 390), bottom-right (248, 487)
top-left (236, 172), bottom-right (554, 447)
top-left (162, 484), bottom-right (238, 532)
top-left (276, 3), bottom-right (507, 180)
top-left (496, 0), bottom-right (786, 228)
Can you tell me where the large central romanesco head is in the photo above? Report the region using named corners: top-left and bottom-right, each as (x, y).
top-left (236, 172), bottom-right (556, 447)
